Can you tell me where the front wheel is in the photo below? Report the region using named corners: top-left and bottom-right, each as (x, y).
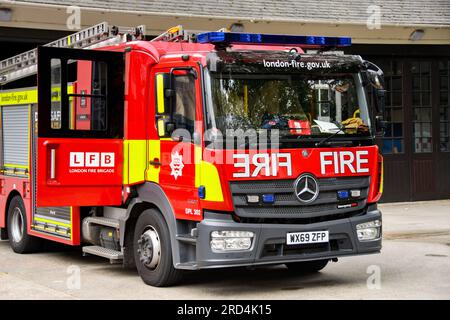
top-left (285, 259), bottom-right (329, 274)
top-left (7, 195), bottom-right (42, 253)
top-left (133, 208), bottom-right (183, 287)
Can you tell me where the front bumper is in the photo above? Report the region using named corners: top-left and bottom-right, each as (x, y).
top-left (193, 206), bottom-right (381, 269)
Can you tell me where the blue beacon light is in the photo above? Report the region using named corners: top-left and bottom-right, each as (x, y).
top-left (196, 32), bottom-right (351, 47)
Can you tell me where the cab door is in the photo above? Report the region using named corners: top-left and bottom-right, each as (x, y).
top-left (153, 65), bottom-right (203, 221)
top-left (36, 46), bottom-right (125, 207)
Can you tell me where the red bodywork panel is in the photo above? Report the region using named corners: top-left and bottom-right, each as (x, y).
top-left (200, 145), bottom-right (381, 213)
top-left (0, 177), bottom-right (31, 229)
top-left (36, 138), bottom-right (123, 207)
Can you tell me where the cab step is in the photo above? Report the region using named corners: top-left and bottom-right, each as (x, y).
top-left (176, 234), bottom-right (197, 245)
top-left (84, 216), bottom-right (119, 228)
top-left (82, 245), bottom-right (123, 264)
top-left (176, 262), bottom-right (198, 270)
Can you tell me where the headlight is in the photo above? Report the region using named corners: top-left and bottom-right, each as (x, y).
top-left (210, 230), bottom-right (254, 252)
top-left (356, 220), bottom-right (381, 241)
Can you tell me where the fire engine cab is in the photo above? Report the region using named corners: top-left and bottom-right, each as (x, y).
top-left (0, 22), bottom-right (385, 287)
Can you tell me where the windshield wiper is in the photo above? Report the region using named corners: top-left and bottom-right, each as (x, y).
top-left (315, 125), bottom-right (346, 147)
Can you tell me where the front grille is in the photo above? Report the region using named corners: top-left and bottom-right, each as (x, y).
top-left (230, 176), bottom-right (370, 220)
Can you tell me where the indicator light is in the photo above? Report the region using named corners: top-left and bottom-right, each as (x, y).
top-left (198, 185), bottom-right (206, 199)
top-left (337, 190), bottom-right (349, 200)
top-left (262, 194), bottom-right (275, 204)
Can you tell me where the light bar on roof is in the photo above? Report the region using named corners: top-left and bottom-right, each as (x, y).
top-left (196, 32), bottom-right (351, 47)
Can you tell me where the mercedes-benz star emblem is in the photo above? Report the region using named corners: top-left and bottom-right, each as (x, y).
top-left (294, 174), bottom-right (319, 203)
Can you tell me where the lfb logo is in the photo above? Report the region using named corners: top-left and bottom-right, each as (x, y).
top-left (170, 151), bottom-right (184, 180)
top-left (70, 152), bottom-right (115, 167)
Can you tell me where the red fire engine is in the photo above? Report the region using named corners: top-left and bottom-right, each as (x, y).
top-left (0, 22), bottom-right (385, 286)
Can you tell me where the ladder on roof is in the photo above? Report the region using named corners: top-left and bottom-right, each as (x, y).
top-left (150, 25), bottom-right (197, 43)
top-left (0, 22), bottom-right (145, 85)
top-left (150, 25), bottom-right (226, 43)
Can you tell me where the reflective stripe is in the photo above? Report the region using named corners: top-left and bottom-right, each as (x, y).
top-left (123, 140), bottom-right (147, 185)
top-left (379, 160), bottom-right (384, 194)
top-left (32, 224), bottom-right (70, 236)
top-left (34, 217), bottom-right (71, 228)
top-left (146, 139), bottom-right (160, 183)
top-left (2, 164), bottom-right (28, 177)
top-left (4, 164), bottom-right (28, 169)
top-left (194, 146), bottom-right (224, 202)
top-left (156, 74), bottom-right (165, 114)
top-left (0, 89), bottom-right (37, 105)
top-left (157, 119), bottom-right (165, 136)
top-left (196, 161), bottom-right (224, 202)
top-left (0, 85), bottom-right (73, 106)
top-left (2, 169), bottom-right (27, 175)
top-left (194, 146), bottom-right (202, 187)
top-left (70, 207), bottom-right (73, 241)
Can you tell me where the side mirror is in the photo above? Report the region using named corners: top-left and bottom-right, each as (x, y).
top-left (367, 69), bottom-right (384, 90)
top-left (363, 60), bottom-right (385, 88)
top-left (375, 115), bottom-right (387, 137)
top-left (375, 87), bottom-right (386, 113)
top-left (374, 88), bottom-right (387, 137)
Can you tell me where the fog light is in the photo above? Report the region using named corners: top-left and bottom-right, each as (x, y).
top-left (246, 195), bottom-right (259, 203)
top-left (210, 230), bottom-right (254, 252)
top-left (356, 220), bottom-right (381, 241)
top-left (350, 189), bottom-right (361, 198)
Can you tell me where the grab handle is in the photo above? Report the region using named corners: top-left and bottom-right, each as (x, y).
top-left (50, 148), bottom-right (56, 179)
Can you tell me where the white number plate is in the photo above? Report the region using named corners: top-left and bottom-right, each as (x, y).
top-left (286, 231), bottom-right (329, 245)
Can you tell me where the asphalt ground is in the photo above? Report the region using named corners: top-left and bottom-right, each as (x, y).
top-left (1, 200), bottom-right (449, 299)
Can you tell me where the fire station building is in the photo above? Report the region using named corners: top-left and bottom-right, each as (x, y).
top-left (0, 0), bottom-right (449, 202)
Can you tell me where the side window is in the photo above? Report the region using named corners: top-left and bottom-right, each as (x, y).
top-left (38, 47), bottom-right (124, 139)
top-left (173, 74), bottom-right (196, 135)
top-left (50, 58), bottom-right (62, 129)
top-left (69, 60), bottom-right (107, 131)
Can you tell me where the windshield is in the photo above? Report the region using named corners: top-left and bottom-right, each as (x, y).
top-left (208, 73), bottom-right (370, 138)
top-left (204, 52), bottom-right (372, 148)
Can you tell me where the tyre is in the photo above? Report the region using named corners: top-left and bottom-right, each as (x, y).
top-left (7, 195), bottom-right (42, 253)
top-left (133, 208), bottom-right (183, 287)
top-left (285, 259), bottom-right (329, 273)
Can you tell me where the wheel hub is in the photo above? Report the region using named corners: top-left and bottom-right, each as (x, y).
top-left (137, 227), bottom-right (161, 269)
top-left (11, 207), bottom-right (23, 243)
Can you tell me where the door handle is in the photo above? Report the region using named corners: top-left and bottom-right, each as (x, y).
top-left (149, 158), bottom-right (161, 167)
top-left (50, 148), bottom-right (56, 179)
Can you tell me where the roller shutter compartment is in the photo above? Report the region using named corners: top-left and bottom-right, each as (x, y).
top-left (2, 105), bottom-right (29, 169)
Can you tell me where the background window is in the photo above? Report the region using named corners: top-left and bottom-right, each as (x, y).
top-left (439, 60), bottom-right (450, 152)
top-left (412, 61), bottom-right (433, 153)
top-left (68, 60), bottom-right (107, 131)
top-left (374, 60), bottom-right (404, 154)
